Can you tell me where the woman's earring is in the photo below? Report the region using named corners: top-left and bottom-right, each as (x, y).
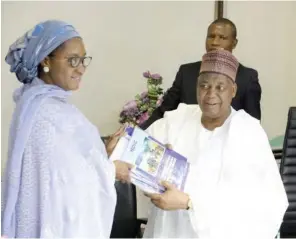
top-left (43, 66), bottom-right (49, 73)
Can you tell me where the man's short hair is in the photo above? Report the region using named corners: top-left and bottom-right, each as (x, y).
top-left (210, 18), bottom-right (237, 39)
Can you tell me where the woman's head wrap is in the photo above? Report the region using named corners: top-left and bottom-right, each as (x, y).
top-left (5, 20), bottom-right (80, 84)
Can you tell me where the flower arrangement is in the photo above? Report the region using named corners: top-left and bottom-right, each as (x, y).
top-left (119, 71), bottom-right (164, 125)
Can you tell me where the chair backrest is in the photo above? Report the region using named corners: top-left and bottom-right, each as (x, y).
top-left (110, 181), bottom-right (138, 238)
top-left (280, 107), bottom-right (296, 238)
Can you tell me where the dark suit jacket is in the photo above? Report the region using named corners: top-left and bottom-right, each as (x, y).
top-left (140, 61), bottom-right (262, 130)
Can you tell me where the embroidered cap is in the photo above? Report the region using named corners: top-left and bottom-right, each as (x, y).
top-left (199, 50), bottom-right (239, 82)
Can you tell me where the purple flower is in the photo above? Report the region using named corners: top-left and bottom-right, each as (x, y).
top-left (143, 71), bottom-right (151, 78)
top-left (138, 111), bottom-right (149, 124)
top-left (127, 107), bottom-right (139, 116)
top-left (150, 73), bottom-right (162, 80)
top-left (123, 100), bottom-right (137, 111)
top-left (142, 96), bottom-right (149, 103)
top-left (119, 70), bottom-right (164, 125)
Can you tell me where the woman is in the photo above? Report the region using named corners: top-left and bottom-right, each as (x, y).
top-left (2, 20), bottom-right (130, 238)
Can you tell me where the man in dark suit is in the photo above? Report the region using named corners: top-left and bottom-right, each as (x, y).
top-left (140, 18), bottom-right (262, 130)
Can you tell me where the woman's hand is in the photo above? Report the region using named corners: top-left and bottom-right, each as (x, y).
top-left (114, 160), bottom-right (133, 183)
top-left (144, 181), bottom-right (189, 211)
top-left (105, 124), bottom-right (128, 157)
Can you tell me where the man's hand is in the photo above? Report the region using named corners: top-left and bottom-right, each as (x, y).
top-left (144, 181), bottom-right (189, 210)
top-left (114, 160), bottom-right (133, 183)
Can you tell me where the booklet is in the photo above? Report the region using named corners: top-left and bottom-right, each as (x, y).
top-left (110, 126), bottom-right (189, 194)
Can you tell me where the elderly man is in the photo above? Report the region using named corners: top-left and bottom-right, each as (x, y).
top-left (143, 50), bottom-right (288, 239)
top-left (140, 18), bottom-right (261, 130)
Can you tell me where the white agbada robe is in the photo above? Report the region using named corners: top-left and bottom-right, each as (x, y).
top-left (143, 103), bottom-right (288, 239)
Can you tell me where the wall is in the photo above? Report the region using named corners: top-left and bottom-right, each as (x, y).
top-left (225, 1), bottom-right (296, 138)
top-left (2, 1), bottom-right (296, 218)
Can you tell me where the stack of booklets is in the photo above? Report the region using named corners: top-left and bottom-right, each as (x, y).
top-left (110, 126), bottom-right (190, 194)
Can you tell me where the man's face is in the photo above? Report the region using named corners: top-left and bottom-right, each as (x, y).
top-left (205, 23), bottom-right (237, 52)
top-left (197, 73), bottom-right (237, 119)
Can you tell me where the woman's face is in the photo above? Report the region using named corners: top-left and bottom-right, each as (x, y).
top-left (41, 37), bottom-right (91, 91)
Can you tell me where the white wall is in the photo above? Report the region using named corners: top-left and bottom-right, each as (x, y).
top-left (225, 1), bottom-right (296, 138)
top-left (2, 1), bottom-right (296, 218)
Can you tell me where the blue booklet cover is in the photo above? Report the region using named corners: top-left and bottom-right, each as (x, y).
top-left (121, 126), bottom-right (189, 194)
